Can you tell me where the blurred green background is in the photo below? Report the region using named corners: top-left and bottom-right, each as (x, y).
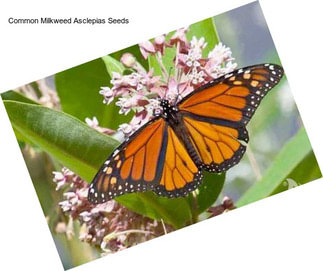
top-left (1, 2), bottom-right (321, 270)
top-left (214, 2), bottom-right (321, 203)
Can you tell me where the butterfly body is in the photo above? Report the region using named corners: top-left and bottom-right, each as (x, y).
top-left (157, 99), bottom-right (202, 167)
top-left (88, 64), bottom-right (284, 204)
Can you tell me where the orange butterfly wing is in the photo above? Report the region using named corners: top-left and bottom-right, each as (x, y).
top-left (88, 118), bottom-right (202, 203)
top-left (179, 64), bottom-right (284, 126)
top-left (178, 64), bottom-right (284, 172)
top-left (88, 118), bottom-right (167, 203)
top-left (153, 126), bottom-right (202, 198)
top-left (182, 115), bottom-right (247, 172)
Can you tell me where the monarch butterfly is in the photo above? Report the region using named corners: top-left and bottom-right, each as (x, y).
top-left (88, 63), bottom-right (284, 204)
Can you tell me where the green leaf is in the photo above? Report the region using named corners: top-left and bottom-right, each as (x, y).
top-left (4, 101), bottom-right (119, 181)
top-left (1, 91), bottom-right (40, 145)
top-left (287, 151), bottom-right (322, 184)
top-left (194, 172), bottom-right (225, 214)
top-left (1, 90), bottom-right (38, 104)
top-left (4, 101), bottom-right (191, 228)
top-left (55, 58), bottom-right (131, 130)
top-left (271, 151), bottom-right (322, 195)
top-left (102, 55), bottom-right (124, 78)
top-left (236, 128), bottom-right (317, 207)
top-left (187, 172), bottom-right (225, 222)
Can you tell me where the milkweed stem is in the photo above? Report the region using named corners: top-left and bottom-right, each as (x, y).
top-left (246, 146), bottom-right (262, 180)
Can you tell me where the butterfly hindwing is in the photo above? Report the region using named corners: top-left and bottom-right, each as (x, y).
top-left (153, 125), bottom-right (202, 197)
top-left (182, 115), bottom-right (246, 172)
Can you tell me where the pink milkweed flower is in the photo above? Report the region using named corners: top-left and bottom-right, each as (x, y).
top-left (147, 98), bottom-right (162, 115)
top-left (118, 110), bottom-right (150, 137)
top-left (190, 36), bottom-right (207, 51)
top-left (160, 77), bottom-right (194, 104)
top-left (120, 53), bottom-right (137, 68)
top-left (116, 97), bottom-right (135, 115)
top-left (188, 67), bottom-right (206, 86)
top-left (99, 87), bottom-right (114, 104)
top-left (170, 26), bottom-right (190, 53)
top-left (204, 58), bottom-right (237, 79)
top-left (85, 117), bottom-right (115, 135)
top-left (140, 69), bottom-right (160, 91)
top-left (53, 167), bottom-right (75, 190)
top-left (164, 77), bottom-right (180, 103)
top-left (153, 34), bottom-right (171, 55)
top-left (208, 42), bottom-right (234, 65)
top-left (176, 36), bottom-right (206, 72)
top-left (139, 41), bottom-right (156, 59)
top-left (59, 188), bottom-right (90, 218)
top-left (111, 72), bottom-right (138, 90)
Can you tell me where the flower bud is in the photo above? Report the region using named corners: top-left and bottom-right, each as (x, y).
top-left (120, 53), bottom-right (136, 68)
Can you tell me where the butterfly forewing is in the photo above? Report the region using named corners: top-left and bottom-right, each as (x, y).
top-left (88, 118), bottom-right (168, 203)
top-left (178, 64), bottom-right (284, 126)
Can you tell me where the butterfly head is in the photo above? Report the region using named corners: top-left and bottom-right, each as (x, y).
top-left (156, 99), bottom-right (179, 120)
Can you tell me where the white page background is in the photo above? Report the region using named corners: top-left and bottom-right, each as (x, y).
top-left (1, 0), bottom-right (323, 270)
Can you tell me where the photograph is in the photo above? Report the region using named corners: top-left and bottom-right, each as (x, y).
top-left (1, 1), bottom-right (321, 269)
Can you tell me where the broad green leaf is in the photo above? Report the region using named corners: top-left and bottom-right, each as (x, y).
top-left (55, 58), bottom-right (131, 130)
top-left (4, 101), bottom-right (119, 181)
top-left (236, 128), bottom-right (317, 207)
top-left (1, 91), bottom-right (40, 145)
top-left (102, 55), bottom-right (124, 78)
top-left (4, 101), bottom-right (191, 228)
top-left (1, 90), bottom-right (38, 104)
top-left (195, 172), bottom-right (225, 214)
top-left (272, 151), bottom-right (322, 195)
top-left (287, 151), bottom-right (322, 184)
top-left (187, 172), bottom-right (225, 221)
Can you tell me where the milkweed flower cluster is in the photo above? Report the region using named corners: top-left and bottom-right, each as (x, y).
top-left (53, 167), bottom-right (172, 254)
top-left (100, 27), bottom-right (237, 137)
